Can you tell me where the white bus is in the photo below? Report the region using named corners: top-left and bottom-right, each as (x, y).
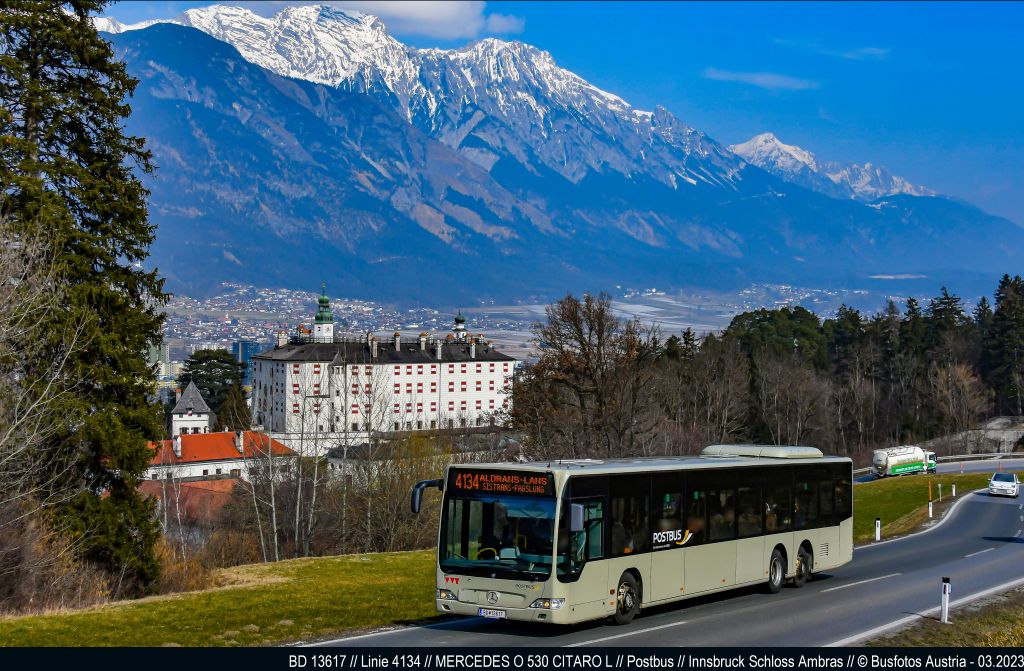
top-left (410, 445), bottom-right (853, 625)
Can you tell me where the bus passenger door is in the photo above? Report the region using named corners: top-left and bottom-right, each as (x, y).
top-left (562, 498), bottom-right (608, 620)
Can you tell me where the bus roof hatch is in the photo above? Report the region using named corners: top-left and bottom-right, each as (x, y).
top-left (701, 444), bottom-right (824, 459)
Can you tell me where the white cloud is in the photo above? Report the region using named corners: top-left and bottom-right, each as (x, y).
top-left (702, 67), bottom-right (818, 91)
top-left (774, 38), bottom-right (890, 61)
top-left (230, 1), bottom-right (523, 40)
top-left (485, 13), bottom-right (525, 34)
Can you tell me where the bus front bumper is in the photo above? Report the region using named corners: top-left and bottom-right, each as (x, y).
top-left (435, 599), bottom-right (572, 624)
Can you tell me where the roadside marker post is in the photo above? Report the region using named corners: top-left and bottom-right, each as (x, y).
top-left (941, 577), bottom-right (951, 624)
top-left (875, 517), bottom-right (881, 542)
top-left (960, 461), bottom-right (964, 474)
top-left (939, 483), bottom-right (943, 502)
top-left (929, 501), bottom-right (933, 518)
top-left (952, 483), bottom-right (956, 498)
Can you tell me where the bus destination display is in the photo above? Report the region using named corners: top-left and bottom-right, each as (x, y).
top-left (450, 469), bottom-right (554, 497)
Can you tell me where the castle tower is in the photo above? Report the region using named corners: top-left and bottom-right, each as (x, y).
top-left (453, 311), bottom-right (467, 342)
top-left (170, 381), bottom-right (211, 439)
top-left (314, 283), bottom-right (334, 343)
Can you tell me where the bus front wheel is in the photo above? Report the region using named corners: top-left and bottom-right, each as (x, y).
top-left (793, 546), bottom-right (812, 588)
top-left (767, 549), bottom-right (785, 594)
top-left (613, 572), bottom-right (640, 625)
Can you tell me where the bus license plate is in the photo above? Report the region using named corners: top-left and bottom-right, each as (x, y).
top-left (478, 607), bottom-right (506, 619)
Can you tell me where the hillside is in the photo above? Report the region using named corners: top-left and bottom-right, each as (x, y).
top-left (103, 12), bottom-right (1024, 302)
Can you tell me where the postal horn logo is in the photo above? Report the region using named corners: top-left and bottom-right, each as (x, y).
top-left (486, 591), bottom-right (499, 605)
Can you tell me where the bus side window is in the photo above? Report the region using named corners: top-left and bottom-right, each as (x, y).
top-left (736, 484), bottom-right (762, 537)
top-left (708, 485), bottom-right (736, 541)
top-left (652, 473), bottom-right (684, 549)
top-left (832, 464), bottom-right (852, 520)
top-left (610, 475), bottom-right (650, 556)
top-left (684, 477), bottom-right (706, 546)
top-left (793, 469), bottom-right (819, 530)
top-left (818, 478), bottom-right (834, 524)
top-left (764, 469), bottom-right (792, 533)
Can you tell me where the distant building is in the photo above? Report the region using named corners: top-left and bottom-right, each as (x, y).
top-left (232, 339), bottom-right (264, 384)
top-left (147, 343), bottom-right (170, 368)
top-left (250, 289), bottom-right (516, 455)
top-left (145, 430), bottom-right (294, 481)
top-left (170, 381), bottom-right (212, 438)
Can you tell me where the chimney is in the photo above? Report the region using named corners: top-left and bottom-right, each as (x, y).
top-left (470, 338), bottom-right (476, 359)
top-left (175, 387), bottom-right (182, 403)
top-left (173, 435), bottom-right (182, 458)
top-left (234, 431), bottom-right (244, 454)
top-left (371, 336), bottom-right (378, 358)
top-left (394, 332), bottom-right (401, 350)
top-left (276, 330), bottom-right (288, 348)
top-left (435, 340), bottom-right (443, 361)
top-left (419, 332), bottom-right (428, 350)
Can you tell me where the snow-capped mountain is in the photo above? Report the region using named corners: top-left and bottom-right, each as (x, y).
top-left (729, 132), bottom-right (933, 201)
top-left (97, 4), bottom-right (743, 191)
top-left (97, 15), bottom-right (1023, 302)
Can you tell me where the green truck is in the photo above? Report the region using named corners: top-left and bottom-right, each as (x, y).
top-left (872, 445), bottom-right (938, 478)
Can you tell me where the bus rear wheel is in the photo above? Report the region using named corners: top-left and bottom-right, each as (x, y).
top-left (613, 572), bottom-right (639, 625)
top-left (793, 546), bottom-right (812, 588)
top-left (767, 549), bottom-right (785, 594)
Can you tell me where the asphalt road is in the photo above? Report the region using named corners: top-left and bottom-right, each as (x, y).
top-left (312, 489), bottom-right (1024, 648)
top-left (854, 457), bottom-right (1024, 483)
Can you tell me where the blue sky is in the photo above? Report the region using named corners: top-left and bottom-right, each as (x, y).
top-left (107, 1), bottom-right (1024, 224)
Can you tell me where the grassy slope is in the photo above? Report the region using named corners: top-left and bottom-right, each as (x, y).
top-left (0, 551), bottom-right (438, 647)
top-left (869, 585), bottom-right (1024, 646)
top-left (1, 470), bottom-right (1018, 647)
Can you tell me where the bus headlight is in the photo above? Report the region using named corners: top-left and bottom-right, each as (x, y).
top-left (436, 589), bottom-right (457, 601)
top-left (529, 598), bottom-right (565, 610)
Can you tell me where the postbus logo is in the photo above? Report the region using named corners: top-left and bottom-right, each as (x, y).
top-left (652, 529), bottom-right (693, 546)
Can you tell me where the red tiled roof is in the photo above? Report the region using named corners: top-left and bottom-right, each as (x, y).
top-left (148, 431), bottom-right (294, 466)
top-left (140, 478), bottom-right (237, 524)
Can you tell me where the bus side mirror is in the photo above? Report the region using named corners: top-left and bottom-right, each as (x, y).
top-left (570, 503), bottom-right (585, 533)
top-left (411, 478), bottom-right (443, 514)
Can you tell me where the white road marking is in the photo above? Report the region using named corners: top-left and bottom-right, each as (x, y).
top-left (965, 547), bottom-right (996, 558)
top-left (305, 617), bottom-right (479, 646)
top-left (856, 489), bottom-right (980, 551)
top-left (826, 575), bottom-right (1024, 647)
top-left (821, 573), bottom-right (901, 593)
top-left (566, 620), bottom-right (689, 647)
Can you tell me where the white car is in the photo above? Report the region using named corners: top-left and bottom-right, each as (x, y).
top-left (988, 472), bottom-right (1020, 498)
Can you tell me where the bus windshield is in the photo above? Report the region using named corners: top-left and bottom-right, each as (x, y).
top-left (440, 494), bottom-right (556, 580)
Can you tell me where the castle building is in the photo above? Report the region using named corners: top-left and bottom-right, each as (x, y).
top-left (250, 290), bottom-right (516, 454)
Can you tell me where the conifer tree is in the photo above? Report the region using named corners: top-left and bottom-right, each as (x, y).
top-left (178, 349), bottom-right (246, 413)
top-left (218, 383), bottom-right (252, 432)
top-left (985, 274), bottom-right (1024, 415)
top-left (1, 0), bottom-right (164, 590)
top-left (973, 295), bottom-right (994, 337)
